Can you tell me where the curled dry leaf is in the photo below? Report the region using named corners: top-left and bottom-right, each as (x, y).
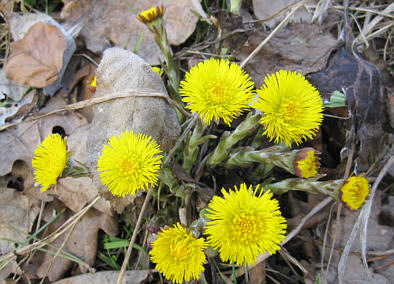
top-left (86, 47), bottom-right (180, 212)
top-left (307, 29), bottom-right (390, 172)
top-left (4, 22), bottom-right (67, 88)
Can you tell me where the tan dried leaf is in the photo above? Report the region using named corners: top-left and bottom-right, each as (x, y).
top-left (35, 203), bottom-right (119, 282)
top-left (4, 22), bottom-right (67, 88)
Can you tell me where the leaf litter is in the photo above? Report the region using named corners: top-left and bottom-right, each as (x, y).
top-left (0, 0), bottom-right (393, 283)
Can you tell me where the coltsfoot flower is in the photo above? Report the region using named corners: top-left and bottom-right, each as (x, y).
top-left (32, 133), bottom-right (68, 192)
top-left (253, 70), bottom-right (323, 146)
top-left (205, 183), bottom-right (287, 265)
top-left (340, 175), bottom-right (370, 210)
top-left (294, 148), bottom-right (320, 178)
top-left (97, 130), bottom-right (162, 197)
top-left (137, 5), bottom-right (164, 23)
top-left (180, 58), bottom-right (255, 125)
top-left (150, 223), bottom-right (207, 283)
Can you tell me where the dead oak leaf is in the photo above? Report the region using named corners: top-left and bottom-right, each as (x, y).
top-left (4, 22), bottom-right (67, 88)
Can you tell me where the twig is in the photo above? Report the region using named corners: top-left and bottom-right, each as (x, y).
top-left (39, 222), bottom-right (77, 284)
top-left (0, 196), bottom-right (100, 263)
top-left (0, 90), bottom-right (169, 131)
top-left (116, 187), bottom-right (153, 284)
top-left (360, 156), bottom-right (394, 282)
top-left (240, 0), bottom-right (306, 68)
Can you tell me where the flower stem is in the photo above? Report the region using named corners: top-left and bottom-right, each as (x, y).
top-left (183, 118), bottom-right (216, 172)
top-left (224, 146), bottom-right (295, 173)
top-left (265, 178), bottom-right (343, 200)
top-left (207, 112), bottom-right (262, 166)
top-left (116, 186), bottom-right (153, 284)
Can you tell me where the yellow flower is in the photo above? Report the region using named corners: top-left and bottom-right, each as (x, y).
top-left (90, 76), bottom-right (96, 88)
top-left (180, 58), bottom-right (255, 125)
top-left (97, 130), bottom-right (162, 197)
top-left (205, 183), bottom-right (287, 266)
top-left (32, 134), bottom-right (68, 192)
top-left (151, 66), bottom-right (163, 76)
top-left (253, 70), bottom-right (323, 146)
top-left (150, 223), bottom-right (207, 283)
top-left (340, 175), bottom-right (370, 210)
top-left (137, 5), bottom-right (164, 23)
top-left (294, 148), bottom-right (320, 178)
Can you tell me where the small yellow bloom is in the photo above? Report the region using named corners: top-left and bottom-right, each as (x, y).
top-left (97, 130), bottom-right (162, 197)
top-left (151, 66), bottom-right (163, 76)
top-left (137, 5), bottom-right (164, 23)
top-left (340, 175), bottom-right (370, 210)
top-left (294, 148), bottom-right (320, 178)
top-left (150, 223), bottom-right (207, 283)
top-left (253, 70), bottom-right (323, 146)
top-left (90, 76), bottom-right (96, 88)
top-left (205, 183), bottom-right (287, 266)
top-left (32, 134), bottom-right (68, 192)
top-left (180, 58), bottom-right (255, 125)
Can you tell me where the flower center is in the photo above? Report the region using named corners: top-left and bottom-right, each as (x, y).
top-left (281, 100), bottom-right (299, 122)
top-left (170, 239), bottom-right (190, 261)
top-left (120, 156), bottom-right (138, 176)
top-left (232, 213), bottom-right (259, 242)
top-left (207, 82), bottom-right (229, 104)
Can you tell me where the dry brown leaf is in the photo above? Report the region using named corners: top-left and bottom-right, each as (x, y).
top-left (34, 202), bottom-right (118, 282)
top-left (60, 0), bottom-right (201, 64)
top-left (0, 186), bottom-right (40, 279)
top-left (0, 95), bottom-right (87, 177)
top-left (307, 31), bottom-right (390, 172)
top-left (4, 22), bottom-right (67, 88)
top-left (253, 0), bottom-right (315, 28)
top-left (234, 23), bottom-right (338, 87)
top-left (52, 270), bottom-right (150, 284)
top-left (86, 47), bottom-right (180, 212)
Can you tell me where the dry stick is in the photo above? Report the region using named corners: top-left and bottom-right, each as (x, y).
top-left (234, 196), bottom-right (333, 279)
top-left (360, 156), bottom-right (394, 282)
top-left (0, 196), bottom-right (100, 264)
top-left (239, 0), bottom-right (305, 68)
top-left (116, 187), bottom-right (154, 284)
top-left (39, 222), bottom-right (78, 284)
top-left (0, 91), bottom-right (168, 131)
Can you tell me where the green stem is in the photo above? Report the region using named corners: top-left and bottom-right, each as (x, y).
top-left (265, 178), bottom-right (343, 200)
top-left (224, 146), bottom-right (294, 174)
top-left (207, 112), bottom-right (262, 166)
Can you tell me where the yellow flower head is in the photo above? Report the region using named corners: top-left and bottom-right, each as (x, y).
top-left (151, 66), bottom-right (163, 77)
top-left (97, 130), bottom-right (162, 197)
top-left (180, 58), bottom-right (255, 125)
top-left (294, 148), bottom-right (320, 178)
top-left (32, 134), bottom-right (68, 192)
top-left (150, 223), bottom-right (207, 283)
top-left (253, 70), bottom-right (323, 146)
top-left (205, 183), bottom-right (287, 266)
top-left (340, 175), bottom-right (370, 210)
top-left (137, 5), bottom-right (164, 23)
